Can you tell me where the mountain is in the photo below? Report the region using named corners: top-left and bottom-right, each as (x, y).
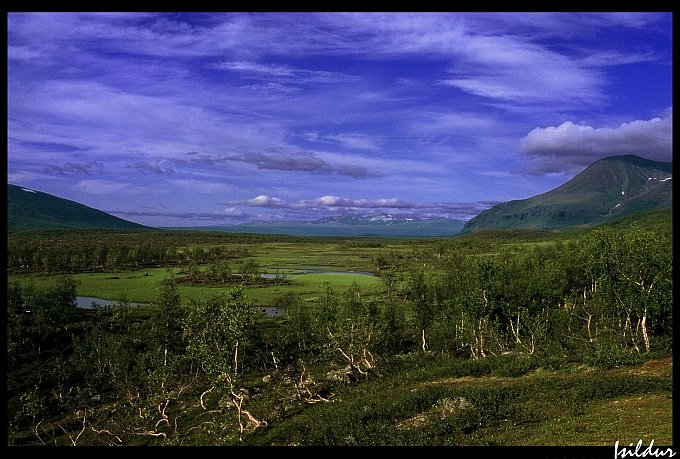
top-left (179, 214), bottom-right (465, 237)
top-left (7, 184), bottom-right (150, 232)
top-left (461, 155), bottom-right (672, 233)
top-left (315, 214), bottom-right (419, 225)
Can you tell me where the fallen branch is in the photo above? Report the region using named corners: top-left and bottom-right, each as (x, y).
top-left (90, 425), bottom-right (123, 446)
top-left (34, 420), bottom-right (47, 445)
top-left (200, 386), bottom-right (214, 410)
top-left (59, 411), bottom-right (87, 446)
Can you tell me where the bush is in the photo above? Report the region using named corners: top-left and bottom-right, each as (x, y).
top-left (587, 345), bottom-right (645, 369)
top-left (493, 354), bottom-right (537, 377)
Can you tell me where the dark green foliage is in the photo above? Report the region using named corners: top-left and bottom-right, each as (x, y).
top-left (278, 293), bottom-right (321, 360)
top-left (183, 288), bottom-right (255, 381)
top-left (8, 184), bottom-right (149, 232)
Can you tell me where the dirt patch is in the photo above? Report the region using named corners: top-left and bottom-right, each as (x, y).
top-left (630, 357), bottom-right (673, 376)
top-left (396, 397), bottom-right (472, 430)
top-left (640, 357), bottom-right (672, 369)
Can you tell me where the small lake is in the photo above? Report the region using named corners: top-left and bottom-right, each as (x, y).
top-left (258, 306), bottom-right (286, 317)
top-left (76, 296), bottom-right (142, 309)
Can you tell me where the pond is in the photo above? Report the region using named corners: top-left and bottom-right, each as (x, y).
top-left (76, 296), bottom-right (143, 309)
top-left (257, 306), bottom-right (286, 317)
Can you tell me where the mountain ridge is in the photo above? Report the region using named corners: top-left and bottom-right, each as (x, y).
top-left (461, 155), bottom-right (672, 234)
top-left (7, 184), bottom-right (150, 232)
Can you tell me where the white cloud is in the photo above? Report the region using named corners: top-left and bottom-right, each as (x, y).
top-left (439, 34), bottom-right (602, 105)
top-left (248, 195), bottom-right (286, 207)
top-left (315, 195), bottom-right (348, 206)
top-left (220, 207), bottom-right (243, 216)
top-left (520, 111), bottom-right (673, 174)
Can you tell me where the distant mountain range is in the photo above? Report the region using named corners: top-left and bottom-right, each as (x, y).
top-left (461, 155), bottom-right (672, 234)
top-left (7, 184), bottom-right (149, 232)
top-left (7, 154), bottom-right (672, 235)
top-left (184, 214), bottom-right (466, 237)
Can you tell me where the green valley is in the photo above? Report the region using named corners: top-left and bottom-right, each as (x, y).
top-left (6, 208), bottom-right (673, 447)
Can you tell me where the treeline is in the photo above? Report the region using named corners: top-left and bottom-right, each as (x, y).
top-left (6, 223), bottom-right (673, 445)
top-left (284, 223), bottom-right (672, 368)
top-left (395, 224), bottom-right (672, 361)
top-left (7, 230), bottom-right (402, 274)
top-left (7, 232), bottom-right (251, 273)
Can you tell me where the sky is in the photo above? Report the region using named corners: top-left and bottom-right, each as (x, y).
top-left (7, 12), bottom-right (673, 227)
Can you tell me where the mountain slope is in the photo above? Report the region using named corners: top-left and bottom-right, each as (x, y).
top-left (7, 184), bottom-right (150, 232)
top-left (462, 155), bottom-right (672, 233)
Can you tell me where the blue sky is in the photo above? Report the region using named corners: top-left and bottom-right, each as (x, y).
top-left (7, 12), bottom-right (673, 227)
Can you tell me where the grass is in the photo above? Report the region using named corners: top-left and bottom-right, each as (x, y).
top-left (7, 238), bottom-right (399, 308)
top-left (243, 272), bottom-right (384, 304)
top-left (8, 266), bottom-right (385, 307)
top-left (248, 355), bottom-right (673, 446)
top-left (9, 268), bottom-right (171, 303)
top-left (517, 394), bottom-right (673, 446)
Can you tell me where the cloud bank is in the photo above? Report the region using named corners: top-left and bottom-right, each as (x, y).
top-left (231, 194), bottom-right (496, 221)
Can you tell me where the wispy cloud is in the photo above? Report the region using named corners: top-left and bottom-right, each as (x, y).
top-left (167, 179), bottom-right (233, 194)
top-left (579, 50), bottom-right (660, 67)
top-left (111, 208), bottom-right (250, 221)
top-left (223, 151), bottom-right (383, 178)
top-left (240, 82), bottom-right (303, 95)
top-left (325, 13), bottom-right (606, 106)
top-left (130, 161), bottom-right (174, 175)
top-left (215, 60), bottom-right (355, 83)
top-left (215, 60), bottom-right (298, 76)
top-left (301, 132), bottom-right (381, 151)
top-left (8, 44), bottom-right (47, 61)
top-left (44, 160), bottom-right (104, 176)
top-left (75, 179), bottom-right (147, 195)
top-left (439, 36), bottom-right (603, 105)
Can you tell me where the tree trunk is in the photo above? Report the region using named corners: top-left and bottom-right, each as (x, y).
top-left (641, 309), bottom-right (650, 352)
